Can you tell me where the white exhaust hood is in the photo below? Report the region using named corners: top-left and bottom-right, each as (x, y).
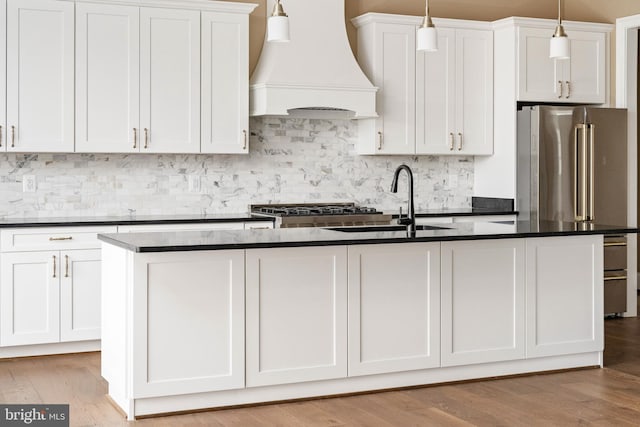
top-left (249, 0), bottom-right (378, 119)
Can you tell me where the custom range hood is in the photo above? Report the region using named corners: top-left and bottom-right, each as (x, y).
top-left (250, 0), bottom-right (378, 119)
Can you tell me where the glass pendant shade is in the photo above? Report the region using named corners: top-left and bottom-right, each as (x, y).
top-left (267, 1), bottom-right (290, 43)
top-left (417, 26), bottom-right (437, 52)
top-left (550, 31), bottom-right (570, 59)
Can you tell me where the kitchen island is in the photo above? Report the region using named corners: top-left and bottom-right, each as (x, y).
top-left (98, 221), bottom-right (635, 419)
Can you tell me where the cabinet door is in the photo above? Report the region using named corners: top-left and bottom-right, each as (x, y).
top-left (416, 28), bottom-right (456, 155)
top-left (517, 27), bottom-right (560, 102)
top-left (60, 249), bottom-right (101, 342)
top-left (0, 0), bottom-right (5, 152)
top-left (132, 250), bottom-right (245, 397)
top-left (75, 3), bottom-right (140, 153)
top-left (371, 23), bottom-right (416, 154)
top-left (201, 11), bottom-right (249, 154)
top-left (456, 29), bottom-right (493, 155)
top-left (348, 243), bottom-right (440, 376)
top-left (441, 239), bottom-right (525, 366)
top-left (562, 31), bottom-right (606, 104)
top-left (140, 8), bottom-right (200, 153)
top-left (246, 246), bottom-right (348, 387)
top-left (6, 0), bottom-right (74, 152)
top-left (525, 235), bottom-right (604, 358)
top-left (0, 251), bottom-right (60, 346)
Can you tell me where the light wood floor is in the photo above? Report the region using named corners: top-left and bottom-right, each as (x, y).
top-left (2, 296), bottom-right (640, 426)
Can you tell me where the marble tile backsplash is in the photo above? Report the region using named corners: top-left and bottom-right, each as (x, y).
top-left (0, 118), bottom-right (473, 218)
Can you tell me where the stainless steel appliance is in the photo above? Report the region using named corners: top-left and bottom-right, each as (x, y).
top-left (517, 105), bottom-right (628, 315)
top-left (250, 203), bottom-right (393, 228)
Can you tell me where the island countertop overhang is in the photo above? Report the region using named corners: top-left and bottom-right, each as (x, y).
top-left (97, 220), bottom-right (638, 253)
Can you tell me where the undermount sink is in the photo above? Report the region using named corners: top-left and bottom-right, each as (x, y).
top-left (327, 225), bottom-right (451, 233)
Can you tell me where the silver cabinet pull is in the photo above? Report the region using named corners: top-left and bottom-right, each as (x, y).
top-left (377, 131), bottom-right (383, 150)
top-left (557, 81), bottom-right (563, 99)
top-left (243, 130), bottom-right (247, 150)
top-left (565, 81), bottom-right (571, 99)
top-left (133, 128), bottom-right (137, 149)
top-left (0, 125), bottom-right (3, 147)
top-left (11, 125), bottom-right (15, 147)
top-left (144, 128), bottom-right (149, 149)
top-left (49, 236), bottom-right (73, 241)
top-left (604, 242), bottom-right (627, 247)
top-left (449, 132), bottom-right (454, 151)
top-left (65, 255), bottom-right (69, 278)
top-left (604, 275), bottom-right (627, 282)
top-left (457, 133), bottom-right (463, 151)
top-left (52, 255), bottom-right (57, 278)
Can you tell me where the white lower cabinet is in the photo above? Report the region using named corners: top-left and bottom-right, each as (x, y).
top-left (441, 239), bottom-right (526, 366)
top-left (245, 246), bottom-right (348, 387)
top-left (0, 226), bottom-right (115, 349)
top-left (131, 250), bottom-right (245, 397)
top-left (0, 249), bottom-right (101, 346)
top-left (348, 243), bottom-right (440, 376)
top-left (525, 235), bottom-right (604, 358)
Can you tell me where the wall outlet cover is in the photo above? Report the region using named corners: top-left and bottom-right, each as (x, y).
top-left (23, 175), bottom-right (36, 193)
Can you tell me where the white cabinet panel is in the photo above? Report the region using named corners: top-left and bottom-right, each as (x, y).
top-left (416, 26), bottom-right (493, 156)
top-left (75, 3), bottom-right (140, 153)
top-left (60, 249), bottom-right (102, 342)
top-left (0, 0), bottom-right (6, 151)
top-left (526, 235), bottom-right (604, 358)
top-left (6, 0), bottom-right (74, 152)
top-left (356, 21), bottom-right (415, 154)
top-left (1, 251), bottom-right (60, 346)
top-left (132, 250), bottom-right (245, 397)
top-left (246, 246), bottom-right (348, 387)
top-left (348, 243), bottom-right (440, 376)
top-left (441, 239), bottom-right (525, 366)
top-left (201, 11), bottom-right (249, 154)
top-left (140, 8), bottom-right (200, 153)
top-left (517, 27), bottom-right (606, 104)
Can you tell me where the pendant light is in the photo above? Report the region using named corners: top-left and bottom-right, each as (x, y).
top-left (550, 0), bottom-right (570, 59)
top-left (417, 0), bottom-right (437, 52)
top-left (267, 0), bottom-right (290, 43)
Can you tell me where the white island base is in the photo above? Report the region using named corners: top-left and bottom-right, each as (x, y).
top-left (101, 235), bottom-right (604, 419)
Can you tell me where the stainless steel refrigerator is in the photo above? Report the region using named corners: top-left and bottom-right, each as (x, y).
top-left (517, 105), bottom-right (627, 226)
top-left (517, 105), bottom-right (629, 315)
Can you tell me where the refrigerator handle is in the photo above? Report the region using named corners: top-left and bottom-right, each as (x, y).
top-left (587, 124), bottom-right (595, 221)
top-left (574, 124), bottom-right (588, 221)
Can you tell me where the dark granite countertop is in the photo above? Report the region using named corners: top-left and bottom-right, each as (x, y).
top-left (410, 208), bottom-right (517, 217)
top-left (0, 214), bottom-right (273, 228)
top-left (97, 220), bottom-right (636, 253)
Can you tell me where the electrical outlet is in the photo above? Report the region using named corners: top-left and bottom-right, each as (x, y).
top-left (23, 175), bottom-right (36, 193)
top-left (188, 175), bottom-right (201, 193)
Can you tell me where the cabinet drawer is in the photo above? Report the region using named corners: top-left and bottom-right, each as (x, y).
top-left (1, 226), bottom-right (117, 252)
top-left (604, 273), bottom-right (627, 315)
top-left (604, 238), bottom-right (626, 271)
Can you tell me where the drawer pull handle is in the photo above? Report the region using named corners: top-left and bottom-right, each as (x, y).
top-left (144, 128), bottom-right (149, 149)
top-left (133, 128), bottom-right (137, 149)
top-left (565, 81), bottom-right (571, 99)
top-left (52, 255), bottom-right (57, 278)
top-left (604, 275), bottom-right (627, 281)
top-left (65, 255), bottom-right (69, 278)
top-left (11, 125), bottom-right (15, 147)
top-left (250, 227), bottom-right (271, 230)
top-left (0, 125), bottom-right (3, 147)
top-left (377, 131), bottom-right (383, 150)
top-left (243, 130), bottom-right (247, 150)
top-left (557, 81), bottom-right (563, 98)
top-left (49, 236), bottom-right (73, 241)
top-left (449, 133), bottom-right (454, 151)
top-left (457, 132), bottom-right (463, 151)
top-left (604, 242), bottom-right (627, 247)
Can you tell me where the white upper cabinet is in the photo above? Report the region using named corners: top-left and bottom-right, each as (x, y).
top-left (517, 25), bottom-right (607, 104)
top-left (75, 3), bottom-right (140, 153)
top-left (6, 0), bottom-right (74, 153)
top-left (74, 0), bottom-right (255, 154)
top-left (353, 14), bottom-right (493, 156)
top-left (417, 27), bottom-right (493, 155)
top-left (355, 18), bottom-right (416, 155)
top-left (0, 0), bottom-right (5, 151)
top-left (140, 8), bottom-right (201, 153)
top-left (201, 11), bottom-right (250, 154)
